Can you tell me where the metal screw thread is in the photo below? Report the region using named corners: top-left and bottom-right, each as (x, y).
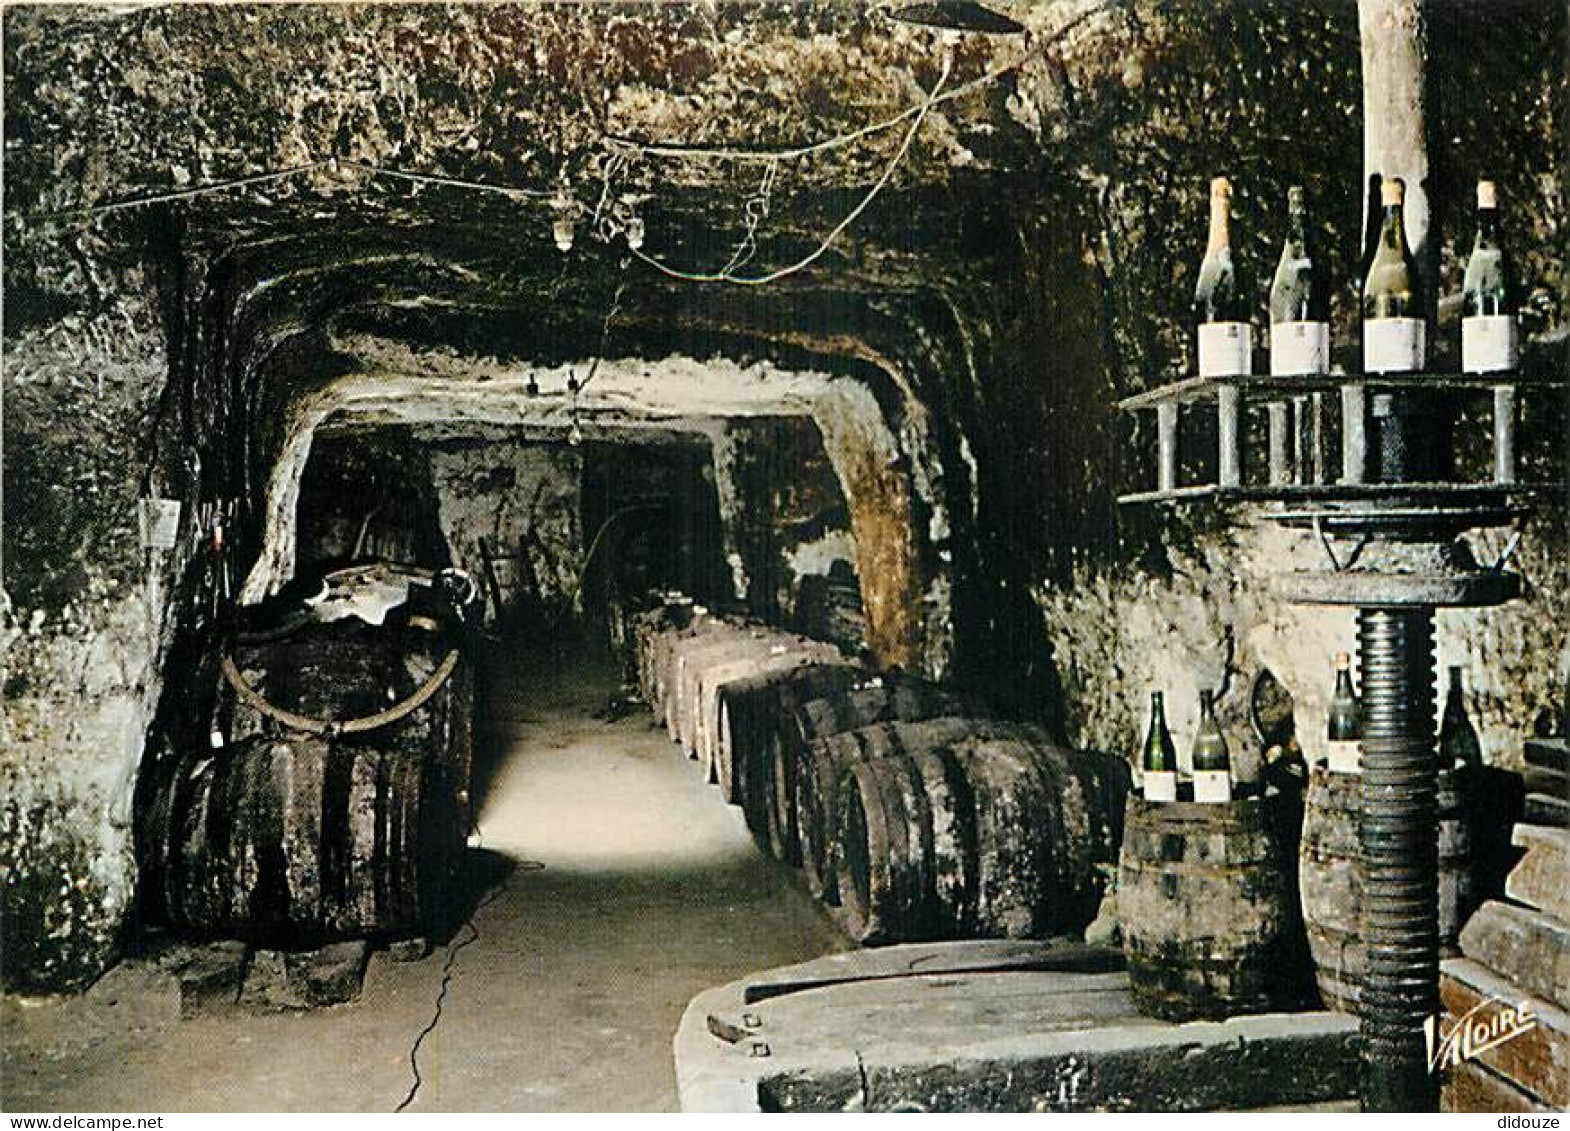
top-left (1356, 606), bottom-right (1440, 1111)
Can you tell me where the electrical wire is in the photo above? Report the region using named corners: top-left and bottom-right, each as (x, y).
top-left (627, 52), bottom-right (951, 287)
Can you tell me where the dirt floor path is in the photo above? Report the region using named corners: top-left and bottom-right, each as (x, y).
top-left (3, 641), bottom-right (845, 1112)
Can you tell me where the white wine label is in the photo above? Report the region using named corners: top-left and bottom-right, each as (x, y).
top-left (1193, 770), bottom-right (1233, 803)
top-left (1327, 739), bottom-right (1361, 775)
top-left (1143, 770), bottom-right (1178, 802)
top-left (1363, 317), bottom-right (1425, 373)
top-left (1198, 322), bottom-right (1253, 377)
top-left (1270, 321), bottom-right (1331, 376)
top-left (1462, 315), bottom-right (1519, 373)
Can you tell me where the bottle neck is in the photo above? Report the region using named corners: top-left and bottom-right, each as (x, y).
top-left (1285, 206), bottom-right (1307, 254)
top-left (1380, 203), bottom-right (1406, 251)
top-left (1474, 207), bottom-right (1500, 247)
top-left (1207, 197), bottom-right (1232, 254)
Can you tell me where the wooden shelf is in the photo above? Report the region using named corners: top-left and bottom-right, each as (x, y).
top-left (1117, 371), bottom-right (1565, 504)
top-left (1118, 372), bottom-right (1566, 412)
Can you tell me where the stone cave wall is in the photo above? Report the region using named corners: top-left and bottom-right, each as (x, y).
top-left (427, 442), bottom-right (586, 629)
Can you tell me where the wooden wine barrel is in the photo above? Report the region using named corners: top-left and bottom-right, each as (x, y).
top-left (799, 716), bottom-right (1038, 907)
top-left (712, 663), bottom-right (863, 843)
top-left (836, 733), bottom-right (1129, 944)
top-left (1298, 764), bottom-right (1474, 1014)
top-left (142, 734), bottom-right (465, 942)
top-left (666, 627), bottom-right (764, 751)
top-left (631, 598), bottom-right (694, 704)
top-left (702, 639), bottom-right (846, 795)
top-left (140, 615), bottom-right (471, 944)
top-left (1119, 796), bottom-right (1300, 1022)
top-left (652, 618), bottom-right (736, 737)
top-left (789, 685), bottom-right (972, 895)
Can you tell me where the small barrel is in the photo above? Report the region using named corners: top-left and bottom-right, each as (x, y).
top-left (1298, 765), bottom-right (1474, 1014)
top-left (632, 598), bottom-right (694, 704)
top-left (713, 663), bottom-right (864, 847)
top-left (1119, 796), bottom-right (1300, 1022)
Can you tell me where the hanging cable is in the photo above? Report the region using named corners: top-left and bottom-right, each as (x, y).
top-left (626, 52), bottom-right (950, 287)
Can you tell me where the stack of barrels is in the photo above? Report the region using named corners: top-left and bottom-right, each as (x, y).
top-left (629, 596), bottom-right (1130, 947)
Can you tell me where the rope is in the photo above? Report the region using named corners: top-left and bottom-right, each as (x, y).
top-left (220, 647), bottom-right (461, 736)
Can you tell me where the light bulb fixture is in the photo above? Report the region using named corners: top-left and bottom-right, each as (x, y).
top-left (624, 214), bottom-right (645, 252)
top-left (553, 212), bottom-right (575, 253)
top-left (568, 415), bottom-right (584, 447)
top-left (551, 178), bottom-right (577, 253)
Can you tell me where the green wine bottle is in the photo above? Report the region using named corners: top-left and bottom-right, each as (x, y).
top-left (1143, 691), bottom-right (1178, 802)
top-left (1326, 652), bottom-right (1361, 774)
top-left (1461, 180), bottom-right (1518, 374)
top-left (1193, 177), bottom-right (1253, 378)
top-left (1269, 186), bottom-right (1330, 376)
top-left (1362, 177), bottom-right (1426, 374)
top-left (1439, 665), bottom-right (1483, 769)
top-left (1191, 689), bottom-right (1232, 802)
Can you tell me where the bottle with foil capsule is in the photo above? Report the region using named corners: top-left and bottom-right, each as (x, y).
top-left (1269, 186), bottom-right (1331, 376)
top-left (1326, 652), bottom-right (1361, 774)
top-left (1142, 691), bottom-right (1178, 802)
top-left (1191, 689), bottom-right (1233, 802)
top-left (1439, 665), bottom-right (1483, 769)
top-left (1193, 177), bottom-right (1253, 378)
top-left (1362, 177), bottom-right (1427, 373)
top-left (1461, 180), bottom-right (1518, 374)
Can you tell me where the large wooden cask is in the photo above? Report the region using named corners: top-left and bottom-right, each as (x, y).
top-left (835, 733), bottom-right (1128, 944)
top-left (786, 681), bottom-right (968, 886)
top-left (139, 621), bottom-right (471, 943)
top-left (798, 715), bottom-right (1023, 906)
top-left (1119, 796), bottom-right (1302, 1022)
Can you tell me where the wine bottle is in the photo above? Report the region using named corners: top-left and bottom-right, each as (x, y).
top-left (1362, 177), bottom-right (1426, 373)
top-left (1439, 665), bottom-right (1482, 769)
top-left (1269, 186), bottom-right (1331, 376)
top-left (1194, 176), bottom-right (1252, 378)
top-left (1191, 689), bottom-right (1233, 802)
top-left (1142, 691), bottom-right (1178, 802)
top-left (1327, 652), bottom-right (1361, 774)
top-left (1461, 180), bottom-right (1518, 374)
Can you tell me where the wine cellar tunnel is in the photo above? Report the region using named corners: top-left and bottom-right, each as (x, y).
top-left (3, 0), bottom-right (1567, 1115)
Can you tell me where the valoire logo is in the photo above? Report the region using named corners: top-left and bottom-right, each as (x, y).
top-left (1425, 995), bottom-right (1538, 1073)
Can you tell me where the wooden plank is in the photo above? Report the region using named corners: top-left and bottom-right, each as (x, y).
top-left (1118, 373), bottom-right (1567, 412)
top-left (1507, 825), bottom-right (1570, 920)
top-left (1460, 901), bottom-right (1570, 1012)
top-left (1523, 792), bottom-right (1569, 829)
top-left (1442, 1060), bottom-right (1555, 1114)
top-left (1441, 958), bottom-right (1569, 1108)
top-left (1525, 737), bottom-right (1569, 773)
top-left (1524, 764), bottom-right (1568, 801)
